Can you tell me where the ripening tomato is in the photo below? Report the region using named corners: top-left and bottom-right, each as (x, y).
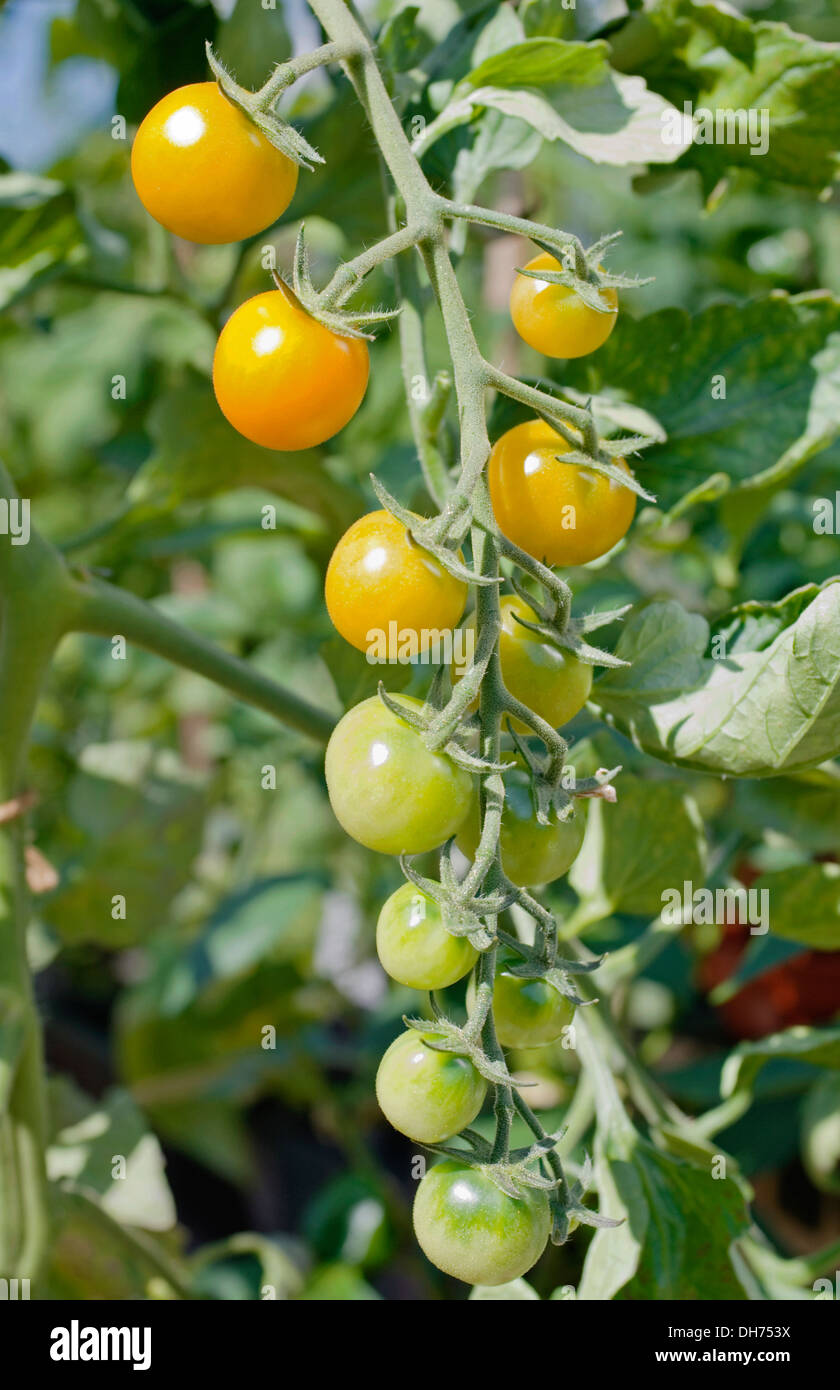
top-left (325, 695), bottom-right (472, 855)
top-left (376, 883), bottom-right (478, 990)
top-left (325, 510), bottom-right (467, 656)
top-left (488, 418), bottom-right (635, 568)
top-left (413, 1160), bottom-right (550, 1285)
top-left (131, 83), bottom-right (298, 244)
top-left (456, 773), bottom-right (585, 887)
top-left (697, 923), bottom-right (840, 1040)
top-left (468, 967), bottom-right (575, 1048)
top-left (454, 595), bottom-right (592, 732)
top-left (213, 286), bottom-right (369, 451)
top-left (510, 252), bottom-right (617, 359)
top-left (376, 1030), bottom-right (486, 1143)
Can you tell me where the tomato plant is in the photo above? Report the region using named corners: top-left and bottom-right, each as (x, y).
top-left (2, 0), bottom-right (840, 1321)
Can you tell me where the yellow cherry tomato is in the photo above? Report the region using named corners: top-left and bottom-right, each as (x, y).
top-left (213, 286), bottom-right (369, 451)
top-left (454, 595), bottom-right (593, 732)
top-left (325, 510), bottom-right (467, 656)
top-left (510, 252), bottom-right (617, 358)
top-left (488, 417), bottom-right (635, 567)
top-left (131, 82), bottom-right (298, 245)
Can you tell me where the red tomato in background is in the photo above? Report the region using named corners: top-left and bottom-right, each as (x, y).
top-left (697, 922), bottom-right (840, 1041)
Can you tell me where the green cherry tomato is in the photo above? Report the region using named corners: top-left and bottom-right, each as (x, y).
top-left (455, 595), bottom-right (593, 733)
top-left (375, 1030), bottom-right (486, 1143)
top-left (413, 1160), bottom-right (550, 1286)
top-left (468, 967), bottom-right (576, 1048)
top-left (325, 695), bottom-right (472, 855)
top-left (376, 883), bottom-right (478, 990)
top-left (456, 773), bottom-right (585, 887)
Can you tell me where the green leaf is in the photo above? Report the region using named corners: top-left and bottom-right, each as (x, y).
top-left (563, 292), bottom-right (840, 513)
top-left (0, 295), bottom-right (214, 470)
top-left (138, 876), bottom-right (324, 1016)
top-left (751, 862), bottom-right (840, 951)
top-left (296, 1262), bottom-right (382, 1300)
top-left (435, 73), bottom-right (689, 166)
top-left (44, 741), bottom-right (206, 947)
top-left (592, 582), bottom-right (840, 776)
top-left (721, 1025), bottom-right (840, 1101)
top-left (216, 0), bottom-right (292, 90)
top-left (579, 1131), bottom-right (750, 1300)
top-left (191, 1232), bottom-right (305, 1300)
top-left (462, 37), bottom-right (609, 91)
top-left (733, 768), bottom-right (840, 855)
top-left (610, 1), bottom-right (840, 191)
top-left (568, 773), bottom-right (706, 917)
top-left (0, 174), bottom-right (85, 309)
top-left (130, 379), bottom-right (362, 540)
top-left (47, 1186), bottom-right (187, 1301)
top-left (47, 1077), bottom-right (176, 1232)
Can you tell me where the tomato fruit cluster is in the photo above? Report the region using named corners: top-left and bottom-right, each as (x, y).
top-left (317, 236), bottom-right (634, 1289)
top-left (132, 83), bottom-right (370, 453)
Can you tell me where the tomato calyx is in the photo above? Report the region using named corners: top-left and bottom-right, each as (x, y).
top-left (376, 683), bottom-right (509, 777)
top-left (400, 848), bottom-right (515, 953)
top-left (402, 1007), bottom-right (513, 1089)
top-left (369, 474), bottom-right (488, 587)
top-left (205, 43), bottom-right (323, 170)
top-left (495, 937), bottom-right (602, 1012)
top-left (517, 230), bottom-right (652, 316)
top-left (280, 225), bottom-right (402, 342)
top-left (552, 1156), bottom-right (623, 1245)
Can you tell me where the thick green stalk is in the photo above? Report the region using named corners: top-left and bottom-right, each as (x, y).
top-left (0, 468), bottom-right (80, 1284)
top-left (73, 577), bottom-right (335, 744)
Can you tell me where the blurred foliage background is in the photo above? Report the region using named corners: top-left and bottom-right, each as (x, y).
top-left (1, 0), bottom-right (840, 1300)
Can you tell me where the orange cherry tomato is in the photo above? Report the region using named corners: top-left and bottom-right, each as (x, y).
top-left (510, 252), bottom-right (618, 359)
top-left (131, 82), bottom-right (298, 244)
top-left (213, 286), bottom-right (369, 451)
top-left (488, 418), bottom-right (635, 567)
top-left (325, 510), bottom-right (467, 656)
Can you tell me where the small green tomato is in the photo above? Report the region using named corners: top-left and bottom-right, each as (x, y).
top-left (376, 883), bottom-right (478, 990)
